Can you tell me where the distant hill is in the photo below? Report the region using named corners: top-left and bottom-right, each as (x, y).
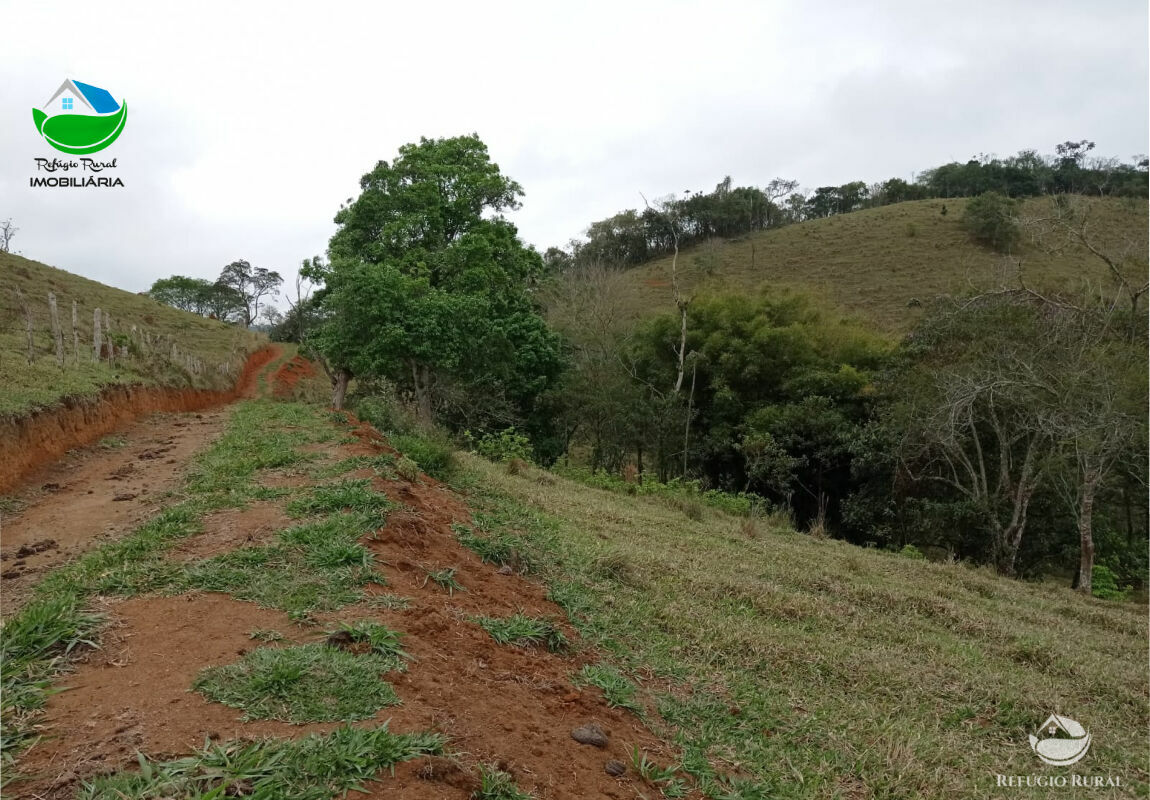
top-left (0, 254), bottom-right (264, 417)
top-left (603, 195), bottom-right (1147, 331)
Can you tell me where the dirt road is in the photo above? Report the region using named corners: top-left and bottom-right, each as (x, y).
top-left (0, 346), bottom-right (284, 614)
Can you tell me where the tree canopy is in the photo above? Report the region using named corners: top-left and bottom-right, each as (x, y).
top-left (307, 134), bottom-right (562, 424)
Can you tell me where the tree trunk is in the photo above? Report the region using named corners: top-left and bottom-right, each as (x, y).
top-left (331, 368), bottom-right (351, 410)
top-left (1075, 472), bottom-right (1100, 594)
top-left (409, 362), bottom-right (433, 422)
top-left (683, 358), bottom-right (696, 478)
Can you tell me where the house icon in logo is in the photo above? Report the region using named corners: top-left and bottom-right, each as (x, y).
top-left (1029, 714), bottom-right (1091, 766)
top-left (43, 79), bottom-right (121, 116)
top-left (32, 78), bottom-right (127, 155)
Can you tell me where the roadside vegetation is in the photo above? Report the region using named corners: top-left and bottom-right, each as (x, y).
top-left (0, 253), bottom-right (265, 417)
top-left (77, 725), bottom-right (444, 799)
top-left (454, 452), bottom-right (1149, 798)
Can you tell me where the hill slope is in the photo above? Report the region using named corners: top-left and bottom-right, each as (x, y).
top-left (607, 196), bottom-right (1148, 331)
top-left (464, 454), bottom-right (1149, 797)
top-left (0, 254), bottom-right (264, 417)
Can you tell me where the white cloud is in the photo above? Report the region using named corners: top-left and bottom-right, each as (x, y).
top-left (2, 0), bottom-right (1145, 296)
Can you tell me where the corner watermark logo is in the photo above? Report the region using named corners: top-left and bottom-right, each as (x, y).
top-left (1029, 714), bottom-right (1091, 766)
top-left (33, 79), bottom-right (127, 154)
top-left (994, 712), bottom-right (1121, 790)
top-left (29, 79), bottom-right (126, 188)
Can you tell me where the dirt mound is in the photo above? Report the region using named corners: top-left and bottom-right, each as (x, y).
top-left (0, 346), bottom-right (277, 493)
top-left (271, 355), bottom-right (318, 399)
top-left (11, 407), bottom-right (680, 800)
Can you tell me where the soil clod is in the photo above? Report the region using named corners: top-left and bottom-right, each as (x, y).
top-left (605, 759), bottom-right (626, 776)
top-left (571, 723), bottom-right (609, 748)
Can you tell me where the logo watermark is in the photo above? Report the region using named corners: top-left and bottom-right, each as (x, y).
top-left (1029, 714), bottom-right (1091, 766)
top-left (993, 713), bottom-right (1122, 790)
top-left (29, 79), bottom-right (126, 188)
top-left (32, 79), bottom-right (127, 154)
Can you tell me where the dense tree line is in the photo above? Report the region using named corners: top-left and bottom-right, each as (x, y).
top-left (252, 133), bottom-right (1146, 592)
top-left (547, 141), bottom-right (1147, 273)
top-left (547, 191), bottom-right (1148, 589)
top-left (148, 260), bottom-right (282, 328)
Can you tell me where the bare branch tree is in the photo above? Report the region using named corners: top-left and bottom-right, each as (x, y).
top-left (0, 218), bottom-right (18, 253)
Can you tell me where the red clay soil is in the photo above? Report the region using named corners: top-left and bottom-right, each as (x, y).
top-left (0, 410), bottom-right (229, 615)
top-left (10, 411), bottom-right (685, 800)
top-left (0, 345), bottom-right (279, 494)
top-left (271, 355), bottom-right (318, 399)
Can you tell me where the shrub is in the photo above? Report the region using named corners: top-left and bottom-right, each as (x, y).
top-left (1091, 565), bottom-right (1131, 601)
top-left (352, 393), bottom-right (419, 437)
top-left (899, 544), bottom-right (926, 560)
top-left (391, 432), bottom-right (455, 480)
top-left (962, 191), bottom-right (1020, 252)
top-left (472, 427), bottom-right (533, 463)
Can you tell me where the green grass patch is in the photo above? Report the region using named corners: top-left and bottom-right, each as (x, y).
top-left (193, 643), bottom-right (402, 723)
top-left (452, 521), bottom-right (533, 572)
top-left (183, 511), bottom-right (384, 619)
top-left (476, 613), bottom-right (568, 652)
top-left (77, 723), bottom-right (444, 799)
top-left (329, 621), bottom-right (409, 660)
top-left (286, 478), bottom-right (394, 518)
top-left (573, 663), bottom-right (641, 714)
top-left (310, 453), bottom-right (397, 480)
top-left (423, 567), bottom-right (464, 595)
top-left (1, 400), bottom-right (341, 762)
top-left (474, 764), bottom-right (534, 800)
top-left (390, 432), bottom-right (456, 480)
top-left (455, 452), bottom-right (1150, 799)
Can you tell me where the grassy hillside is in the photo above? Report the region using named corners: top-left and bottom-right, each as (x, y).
top-left (0, 254), bottom-right (264, 417)
top-left (608, 196), bottom-right (1148, 331)
top-left (461, 454), bottom-right (1148, 798)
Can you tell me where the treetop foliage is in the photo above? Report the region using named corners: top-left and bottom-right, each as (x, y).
top-left (548, 142), bottom-right (1147, 273)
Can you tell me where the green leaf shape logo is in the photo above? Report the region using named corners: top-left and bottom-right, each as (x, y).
top-left (33, 103), bottom-right (128, 155)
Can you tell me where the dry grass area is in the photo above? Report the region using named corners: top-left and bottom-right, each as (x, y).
top-left (0, 253), bottom-right (264, 417)
top-left (608, 196), bottom-right (1148, 331)
top-left (459, 453), bottom-right (1149, 798)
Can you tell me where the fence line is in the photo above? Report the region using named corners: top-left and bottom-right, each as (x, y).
top-left (0, 288), bottom-right (259, 386)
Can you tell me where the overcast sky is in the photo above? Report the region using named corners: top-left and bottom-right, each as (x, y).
top-left (3, 0), bottom-right (1147, 301)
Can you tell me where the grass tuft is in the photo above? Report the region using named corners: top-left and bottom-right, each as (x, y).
top-left (473, 764), bottom-right (534, 799)
top-left (78, 724), bottom-right (444, 798)
top-left (476, 613), bottom-right (568, 652)
top-left (286, 478), bottom-right (394, 518)
top-left (193, 644), bottom-right (401, 723)
top-left (329, 620), bottom-right (409, 660)
top-left (423, 567), bottom-right (465, 595)
top-left (573, 663), bottom-right (642, 714)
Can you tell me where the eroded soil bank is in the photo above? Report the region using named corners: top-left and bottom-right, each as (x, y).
top-left (10, 405), bottom-right (678, 800)
top-left (0, 346), bottom-right (278, 494)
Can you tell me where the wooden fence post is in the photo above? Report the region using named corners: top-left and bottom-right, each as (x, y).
top-left (103, 310), bottom-right (114, 367)
top-left (93, 308), bottom-right (102, 360)
top-left (14, 289), bottom-right (34, 364)
top-left (48, 292), bottom-right (64, 366)
top-left (72, 300), bottom-right (80, 365)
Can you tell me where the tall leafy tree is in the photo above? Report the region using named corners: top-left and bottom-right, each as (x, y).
top-left (311, 134), bottom-right (561, 419)
top-left (148, 275), bottom-right (244, 321)
top-left (217, 260), bottom-right (283, 328)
